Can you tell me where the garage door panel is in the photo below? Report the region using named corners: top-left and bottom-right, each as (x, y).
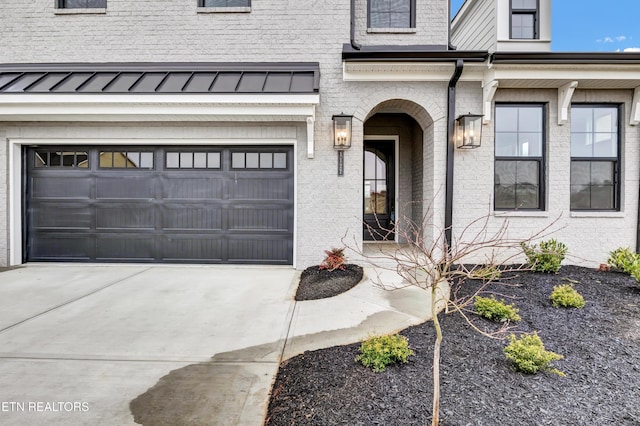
top-left (228, 206), bottom-right (291, 231)
top-left (29, 235), bottom-right (92, 260)
top-left (162, 205), bottom-right (223, 231)
top-left (162, 178), bottom-right (223, 200)
top-left (96, 206), bottom-right (156, 230)
top-left (229, 178), bottom-right (292, 200)
top-left (227, 238), bottom-right (291, 263)
top-left (161, 237), bottom-right (224, 262)
top-left (31, 177), bottom-right (91, 199)
top-left (31, 203), bottom-right (92, 229)
top-left (26, 146), bottom-right (294, 264)
top-left (96, 236), bottom-right (155, 261)
top-left (96, 177), bottom-right (154, 199)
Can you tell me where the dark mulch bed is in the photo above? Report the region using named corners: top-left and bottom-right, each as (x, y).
top-left (267, 266), bottom-right (640, 425)
top-left (295, 264), bottom-right (364, 301)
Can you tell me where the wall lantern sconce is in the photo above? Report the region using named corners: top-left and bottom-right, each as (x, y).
top-left (332, 113), bottom-right (353, 150)
top-left (455, 113), bottom-right (483, 149)
top-left (332, 113), bottom-right (353, 176)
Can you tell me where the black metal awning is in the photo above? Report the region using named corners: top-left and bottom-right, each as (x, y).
top-left (0, 62), bottom-right (320, 94)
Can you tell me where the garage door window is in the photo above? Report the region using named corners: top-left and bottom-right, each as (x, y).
top-left (99, 151), bottom-right (154, 169)
top-left (232, 151), bottom-right (287, 169)
top-left (34, 150), bottom-right (88, 168)
top-left (166, 151), bottom-right (221, 169)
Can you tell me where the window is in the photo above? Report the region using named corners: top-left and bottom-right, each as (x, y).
top-left (166, 151), bottom-right (221, 169)
top-left (494, 104), bottom-right (545, 210)
top-left (511, 0), bottom-right (538, 39)
top-left (200, 0), bottom-right (250, 6)
top-left (34, 150), bottom-right (88, 168)
top-left (231, 152), bottom-right (287, 169)
top-left (570, 105), bottom-right (620, 211)
top-left (99, 151), bottom-right (154, 169)
top-left (57, 0), bottom-right (106, 8)
top-left (369, 0), bottom-right (415, 29)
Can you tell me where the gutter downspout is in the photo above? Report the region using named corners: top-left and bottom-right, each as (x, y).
top-left (445, 59), bottom-right (464, 249)
top-left (350, 0), bottom-right (361, 50)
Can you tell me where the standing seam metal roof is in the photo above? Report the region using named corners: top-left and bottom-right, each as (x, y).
top-left (0, 63), bottom-right (320, 94)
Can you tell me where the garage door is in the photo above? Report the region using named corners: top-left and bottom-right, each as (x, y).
top-left (25, 146), bottom-right (294, 264)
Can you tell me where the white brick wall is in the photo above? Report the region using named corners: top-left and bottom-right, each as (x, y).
top-left (0, 131), bottom-right (7, 266)
top-left (2, 2), bottom-right (639, 270)
top-left (452, 85), bottom-right (640, 267)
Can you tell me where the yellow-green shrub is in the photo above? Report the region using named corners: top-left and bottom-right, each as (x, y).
top-left (474, 295), bottom-right (521, 322)
top-left (550, 284), bottom-right (585, 308)
top-left (355, 334), bottom-right (414, 373)
top-left (504, 332), bottom-right (564, 376)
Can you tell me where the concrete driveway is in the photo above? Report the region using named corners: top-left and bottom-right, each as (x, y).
top-left (0, 264), bottom-right (431, 425)
top-left (0, 264), bottom-right (298, 426)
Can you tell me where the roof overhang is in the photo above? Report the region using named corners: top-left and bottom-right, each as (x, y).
top-left (0, 62), bottom-right (320, 122)
top-left (342, 45), bottom-right (489, 81)
top-left (484, 52), bottom-right (640, 124)
top-left (0, 93), bottom-right (319, 122)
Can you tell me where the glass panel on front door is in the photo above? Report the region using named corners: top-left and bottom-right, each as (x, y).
top-left (363, 140), bottom-right (395, 241)
top-left (364, 150), bottom-right (388, 214)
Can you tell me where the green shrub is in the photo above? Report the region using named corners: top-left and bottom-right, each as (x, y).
top-left (355, 334), bottom-right (414, 373)
top-left (630, 264), bottom-right (640, 285)
top-left (550, 284), bottom-right (585, 308)
top-left (521, 239), bottom-right (568, 273)
top-left (474, 295), bottom-right (521, 322)
top-left (468, 265), bottom-right (502, 282)
top-left (504, 332), bottom-right (564, 376)
top-left (607, 247), bottom-right (640, 274)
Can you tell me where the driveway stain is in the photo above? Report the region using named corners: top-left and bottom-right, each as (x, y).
top-left (129, 342), bottom-right (283, 426)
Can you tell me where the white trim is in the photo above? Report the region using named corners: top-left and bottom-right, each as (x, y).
top-left (11, 138), bottom-right (297, 146)
top-left (343, 62), bottom-right (485, 82)
top-left (366, 28), bottom-right (416, 34)
top-left (9, 141), bottom-right (21, 266)
top-left (631, 87), bottom-right (640, 126)
top-left (54, 8), bottom-right (106, 15)
top-left (364, 135), bottom-right (400, 243)
top-left (492, 211), bottom-right (550, 218)
top-left (558, 81), bottom-right (578, 125)
top-left (196, 6), bottom-right (251, 13)
top-left (482, 80), bottom-right (499, 124)
top-left (306, 107), bottom-right (315, 158)
top-left (570, 211), bottom-right (625, 219)
top-left (8, 137), bottom-right (298, 267)
top-left (0, 94), bottom-right (320, 122)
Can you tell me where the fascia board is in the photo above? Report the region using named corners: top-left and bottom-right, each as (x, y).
top-left (343, 61), bottom-right (485, 82)
top-left (490, 65), bottom-right (640, 81)
top-left (0, 94), bottom-right (319, 121)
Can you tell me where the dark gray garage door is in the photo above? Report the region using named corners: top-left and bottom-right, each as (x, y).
top-left (25, 146), bottom-right (294, 264)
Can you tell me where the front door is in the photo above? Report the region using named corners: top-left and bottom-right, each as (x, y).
top-left (363, 140), bottom-right (395, 241)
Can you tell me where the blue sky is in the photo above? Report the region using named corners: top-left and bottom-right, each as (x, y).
top-left (451, 0), bottom-right (640, 52)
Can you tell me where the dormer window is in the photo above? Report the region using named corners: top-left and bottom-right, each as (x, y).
top-left (511, 0), bottom-right (538, 39)
top-left (368, 0), bottom-right (415, 29)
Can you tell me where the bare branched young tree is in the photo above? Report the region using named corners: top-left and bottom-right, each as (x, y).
top-left (345, 203), bottom-right (560, 426)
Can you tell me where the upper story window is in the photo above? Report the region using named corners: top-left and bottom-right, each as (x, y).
top-left (199, 0), bottom-right (250, 6)
top-left (494, 104), bottom-right (545, 211)
top-left (511, 0), bottom-right (538, 39)
top-left (57, 0), bottom-right (106, 8)
top-left (570, 105), bottom-right (620, 211)
top-left (369, 0), bottom-right (416, 29)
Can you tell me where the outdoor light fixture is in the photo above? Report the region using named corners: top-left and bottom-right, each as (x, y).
top-left (332, 113), bottom-right (353, 149)
top-left (455, 113), bottom-right (483, 149)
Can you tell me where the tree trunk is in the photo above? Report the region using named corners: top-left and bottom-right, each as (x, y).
top-left (431, 285), bottom-right (443, 426)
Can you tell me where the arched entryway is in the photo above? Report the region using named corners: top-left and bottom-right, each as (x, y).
top-left (362, 99), bottom-right (434, 243)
